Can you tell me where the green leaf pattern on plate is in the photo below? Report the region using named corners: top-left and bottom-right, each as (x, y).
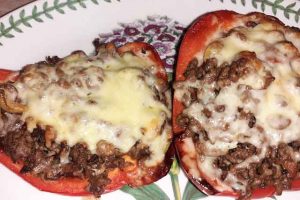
top-left (0, 0), bottom-right (116, 45)
top-left (121, 184), bottom-right (170, 200)
top-left (213, 0), bottom-right (300, 22)
top-left (169, 159), bottom-right (181, 200)
top-left (182, 182), bottom-right (207, 200)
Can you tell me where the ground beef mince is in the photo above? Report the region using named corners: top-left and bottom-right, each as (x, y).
top-left (45, 56), bottom-right (62, 65)
top-left (88, 173), bottom-right (111, 196)
top-left (215, 143), bottom-right (257, 170)
top-left (69, 143), bottom-right (92, 166)
top-left (183, 58), bottom-right (199, 78)
top-left (183, 53), bottom-right (253, 86)
top-left (128, 141), bottom-right (151, 161)
top-left (1, 125), bottom-right (33, 162)
top-left (0, 111), bottom-right (24, 137)
top-left (0, 113), bottom-right (138, 197)
top-left (215, 143), bottom-right (299, 200)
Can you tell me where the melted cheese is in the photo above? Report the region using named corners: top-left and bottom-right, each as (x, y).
top-left (175, 19), bottom-right (300, 192)
top-left (14, 51), bottom-right (171, 166)
top-left (213, 24), bottom-right (285, 65)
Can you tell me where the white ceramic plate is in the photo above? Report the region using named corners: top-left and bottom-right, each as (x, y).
top-left (0, 0), bottom-right (299, 200)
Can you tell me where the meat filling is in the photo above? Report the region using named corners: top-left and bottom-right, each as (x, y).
top-left (214, 143), bottom-right (299, 200)
top-left (0, 110), bottom-right (154, 196)
top-left (176, 39), bottom-right (299, 199)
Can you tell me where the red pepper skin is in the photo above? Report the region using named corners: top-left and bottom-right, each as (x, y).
top-left (0, 69), bottom-right (18, 82)
top-left (0, 42), bottom-right (172, 196)
top-left (173, 10), bottom-right (300, 198)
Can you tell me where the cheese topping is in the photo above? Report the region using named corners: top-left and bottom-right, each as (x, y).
top-left (13, 50), bottom-right (171, 166)
top-left (175, 18), bottom-right (300, 192)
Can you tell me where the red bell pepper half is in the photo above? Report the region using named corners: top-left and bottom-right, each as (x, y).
top-left (173, 10), bottom-right (300, 199)
top-left (0, 42), bottom-right (172, 196)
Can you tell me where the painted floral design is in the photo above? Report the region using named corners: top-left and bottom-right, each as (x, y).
top-left (97, 15), bottom-right (185, 73)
